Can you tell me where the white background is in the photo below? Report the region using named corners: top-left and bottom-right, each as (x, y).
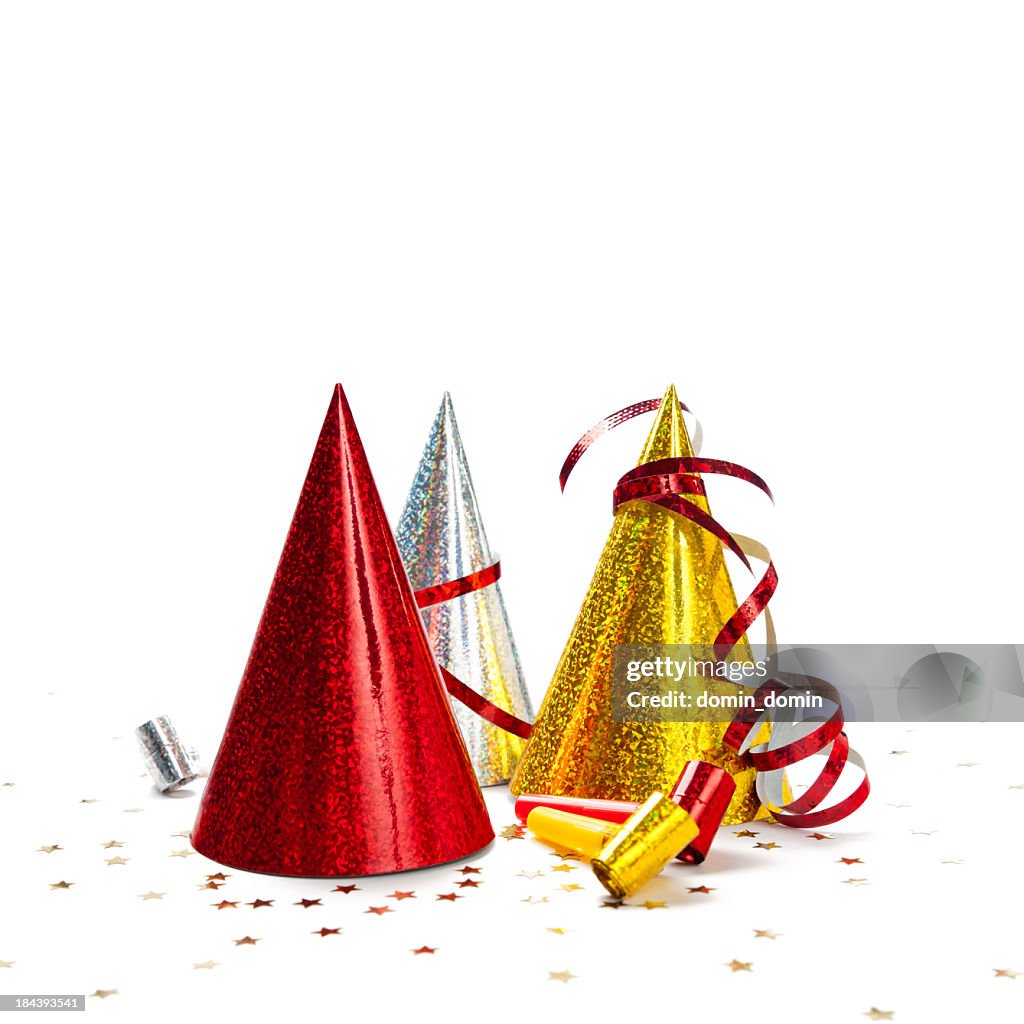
top-left (1, 3), bottom-right (1022, 1021)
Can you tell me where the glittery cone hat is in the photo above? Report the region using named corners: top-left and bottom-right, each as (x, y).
top-left (192, 385), bottom-right (493, 876)
top-left (510, 385), bottom-right (765, 824)
top-left (395, 393), bottom-right (533, 786)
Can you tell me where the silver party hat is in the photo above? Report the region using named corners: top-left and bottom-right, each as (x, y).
top-left (396, 393), bottom-right (533, 785)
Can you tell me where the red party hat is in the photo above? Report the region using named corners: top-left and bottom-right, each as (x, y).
top-left (192, 385), bottom-right (494, 876)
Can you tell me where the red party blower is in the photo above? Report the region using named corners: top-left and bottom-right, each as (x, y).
top-left (515, 761), bottom-right (735, 864)
top-left (192, 385), bottom-right (494, 876)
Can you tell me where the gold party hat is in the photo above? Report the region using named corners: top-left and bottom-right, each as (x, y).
top-left (510, 385), bottom-right (768, 824)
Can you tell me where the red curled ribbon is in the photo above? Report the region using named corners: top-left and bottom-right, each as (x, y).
top-left (564, 397), bottom-right (869, 828)
top-left (414, 562), bottom-right (534, 740)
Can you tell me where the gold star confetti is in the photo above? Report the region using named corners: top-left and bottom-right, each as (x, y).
top-left (295, 898), bottom-right (322, 908)
top-left (387, 891), bottom-right (416, 900)
top-left (435, 893), bottom-right (461, 902)
top-left (549, 851), bottom-right (582, 861)
top-left (138, 892), bottom-right (165, 901)
top-left (518, 870), bottom-right (543, 879)
top-left (687, 886), bottom-right (715, 894)
top-left (500, 825), bottom-right (527, 840)
top-left (105, 856), bottom-right (129, 866)
top-left (37, 844), bottom-right (62, 854)
top-left (726, 960), bottom-right (753, 972)
top-left (551, 864), bottom-right (577, 873)
top-left (91, 989), bottom-right (118, 999)
top-left (522, 896), bottom-right (549, 905)
top-left (642, 901), bottom-right (666, 910)
top-left (234, 936), bottom-right (260, 946)
top-left (248, 899), bottom-right (274, 909)
top-left (808, 832), bottom-right (833, 840)
top-left (169, 849), bottom-right (194, 859)
top-left (313, 927), bottom-right (341, 936)
top-left (863, 1010), bottom-right (894, 1021)
top-left (213, 900), bottom-right (238, 910)
top-left (206, 873), bottom-right (230, 881)
top-left (456, 866), bottom-right (482, 875)
top-left (754, 842), bottom-right (780, 851)
top-left (842, 878), bottom-right (870, 886)
top-left (49, 880), bottom-right (74, 890)
top-left (102, 841), bottom-right (125, 849)
top-left (455, 879), bottom-right (479, 888)
top-left (548, 970), bottom-right (577, 983)
top-left (0, 961), bottom-right (14, 968)
top-left (547, 928), bottom-right (567, 935)
top-left (600, 899), bottom-right (626, 909)
top-left (333, 884), bottom-right (359, 894)
top-left (412, 945), bottom-right (436, 954)
top-left (838, 857), bottom-right (863, 865)
top-left (193, 961), bottom-right (218, 970)
top-left (734, 829), bottom-right (758, 838)
top-left (199, 881), bottom-right (222, 890)
top-left (993, 968), bottom-right (1019, 979)
top-left (754, 929), bottom-right (780, 939)
top-left (559, 884), bottom-right (583, 892)
top-left (366, 906), bottom-right (393, 915)
top-left (171, 831), bottom-right (191, 839)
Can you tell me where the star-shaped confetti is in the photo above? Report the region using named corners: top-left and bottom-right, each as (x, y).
top-left (518, 870), bottom-right (543, 879)
top-left (412, 945), bottom-right (436, 954)
top-left (559, 883), bottom-right (583, 892)
top-left (500, 825), bottom-right (527, 840)
top-left (838, 857), bottom-right (863, 865)
top-left (313, 928), bottom-right (341, 937)
top-left (435, 893), bottom-right (461, 902)
top-left (333, 884), bottom-right (360, 894)
top-left (726, 960), bottom-right (752, 972)
top-left (547, 927), bottom-right (567, 935)
top-left (213, 900), bottom-right (238, 910)
top-left (295, 898), bottom-right (322, 908)
top-left (171, 831), bottom-right (191, 839)
top-left (105, 856), bottom-right (129, 866)
top-left (138, 891), bottom-right (165, 901)
top-left (753, 842), bottom-right (780, 851)
top-left (863, 1010), bottom-right (894, 1021)
top-left (734, 829), bottom-right (758, 838)
top-left (889, 750), bottom-right (908, 755)
top-left (456, 866), bottom-right (482, 875)
top-left (122, 808), bottom-right (144, 814)
top-left (754, 929), bottom-right (780, 939)
top-left (0, 961), bottom-right (14, 968)
top-left (102, 841), bottom-right (125, 849)
top-left (49, 880), bottom-right (74, 890)
top-left (91, 989), bottom-right (118, 999)
top-left (808, 832), bottom-right (833, 840)
top-left (387, 891), bottom-right (416, 901)
top-left (199, 881), bottom-right (222, 891)
top-left (548, 970), bottom-right (577, 983)
top-left (1009, 784), bottom-right (1024, 790)
top-left (79, 799), bottom-right (98, 804)
top-left (993, 968), bottom-right (1019, 979)
top-left (642, 901), bottom-right (666, 910)
top-left (522, 896), bottom-right (550, 905)
top-left (549, 851), bottom-right (582, 861)
top-left (37, 844), bottom-right (62, 854)
top-left (206, 873), bottom-right (230, 881)
top-left (248, 899), bottom-right (274, 909)
top-left (455, 879), bottom-right (479, 889)
top-left (234, 936), bottom-right (260, 946)
top-left (551, 863), bottom-right (577, 873)
top-left (193, 961), bottom-right (219, 970)
top-left (687, 886), bottom-right (715, 894)
top-left (600, 899), bottom-right (626, 909)
top-left (169, 849), bottom-right (195, 859)
top-left (842, 878), bottom-right (870, 886)
top-left (366, 905), bottom-right (393, 915)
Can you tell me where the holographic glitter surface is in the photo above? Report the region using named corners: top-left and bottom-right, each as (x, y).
top-left (396, 394), bottom-right (533, 786)
top-left (510, 385), bottom-right (767, 824)
top-left (191, 385), bottom-right (493, 877)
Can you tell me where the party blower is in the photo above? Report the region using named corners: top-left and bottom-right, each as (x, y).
top-left (191, 385), bottom-right (493, 877)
